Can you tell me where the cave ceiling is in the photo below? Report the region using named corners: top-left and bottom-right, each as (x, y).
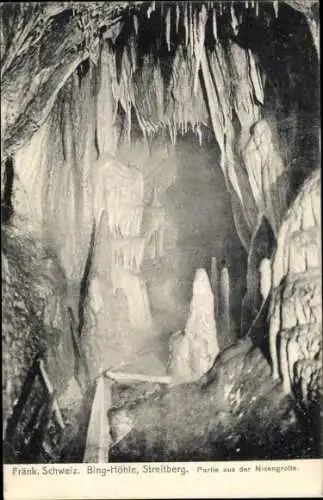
top-left (0, 1), bottom-right (319, 157)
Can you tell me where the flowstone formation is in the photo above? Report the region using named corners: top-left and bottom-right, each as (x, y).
top-left (269, 169), bottom-right (322, 406)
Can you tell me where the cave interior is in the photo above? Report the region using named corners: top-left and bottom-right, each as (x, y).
top-left (1, 0), bottom-right (321, 463)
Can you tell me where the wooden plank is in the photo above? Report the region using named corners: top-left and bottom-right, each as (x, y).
top-left (83, 375), bottom-right (112, 463)
top-left (68, 306), bottom-right (91, 391)
top-left (104, 371), bottom-right (172, 384)
top-left (38, 360), bottom-right (65, 430)
top-left (5, 359), bottom-right (39, 441)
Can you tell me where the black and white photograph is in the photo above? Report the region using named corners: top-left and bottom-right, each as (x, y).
top-left (1, 0), bottom-right (321, 494)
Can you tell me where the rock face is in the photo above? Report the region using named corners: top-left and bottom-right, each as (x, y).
top-left (269, 169), bottom-right (321, 406)
top-left (168, 268), bottom-right (219, 383)
top-left (109, 339), bottom-right (318, 461)
top-left (241, 216), bottom-right (276, 336)
top-left (2, 222), bottom-right (73, 435)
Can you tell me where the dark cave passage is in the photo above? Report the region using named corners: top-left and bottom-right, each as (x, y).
top-left (142, 131), bottom-right (247, 349)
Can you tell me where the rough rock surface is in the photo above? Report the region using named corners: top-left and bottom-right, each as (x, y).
top-left (269, 169), bottom-right (321, 406)
top-left (241, 215), bottom-right (276, 336)
top-left (109, 339), bottom-right (318, 461)
top-left (2, 221), bottom-right (73, 434)
top-left (168, 269), bottom-right (219, 383)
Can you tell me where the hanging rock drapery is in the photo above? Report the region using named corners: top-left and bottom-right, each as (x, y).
top-left (243, 119), bottom-right (289, 236)
top-left (90, 153), bottom-right (152, 328)
top-left (96, 40), bottom-right (119, 157)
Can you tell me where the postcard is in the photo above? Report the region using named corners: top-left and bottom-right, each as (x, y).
top-left (2, 1), bottom-right (321, 498)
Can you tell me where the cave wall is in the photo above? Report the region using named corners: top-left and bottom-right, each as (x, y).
top-left (269, 168), bottom-right (321, 406)
top-left (2, 224), bottom-right (74, 433)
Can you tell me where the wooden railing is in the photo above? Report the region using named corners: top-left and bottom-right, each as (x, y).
top-left (5, 357), bottom-right (65, 462)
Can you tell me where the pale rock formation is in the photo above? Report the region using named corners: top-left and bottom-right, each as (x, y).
top-left (96, 40), bottom-right (119, 156)
top-left (210, 256), bottom-right (219, 317)
top-left (81, 196), bottom-right (152, 379)
top-left (243, 119), bottom-right (289, 236)
top-left (168, 268), bottom-right (219, 383)
top-left (268, 169), bottom-right (322, 406)
top-left (218, 265), bottom-right (231, 341)
top-left (259, 257), bottom-right (272, 302)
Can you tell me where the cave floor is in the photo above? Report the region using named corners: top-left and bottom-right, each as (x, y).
top-left (57, 341), bottom-right (319, 463)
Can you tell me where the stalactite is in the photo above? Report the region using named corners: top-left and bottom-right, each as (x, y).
top-left (220, 265), bottom-right (230, 333)
top-left (166, 7), bottom-right (171, 52)
top-left (133, 14), bottom-right (138, 36)
top-left (230, 4), bottom-right (239, 36)
top-left (189, 2), bottom-right (193, 58)
top-left (147, 1), bottom-right (156, 19)
top-left (273, 1), bottom-right (279, 18)
top-left (248, 49), bottom-right (264, 105)
top-left (176, 4), bottom-right (180, 34)
top-left (193, 4), bottom-right (208, 95)
top-left (212, 8), bottom-right (218, 41)
top-left (96, 41), bottom-right (117, 157)
top-left (184, 3), bottom-right (189, 47)
top-left (255, 1), bottom-right (259, 17)
top-left (92, 155), bottom-right (144, 240)
top-left (111, 237), bottom-right (145, 273)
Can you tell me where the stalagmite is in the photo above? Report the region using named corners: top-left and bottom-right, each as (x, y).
top-left (211, 256), bottom-right (219, 317)
top-left (279, 333), bottom-right (291, 393)
top-left (220, 264), bottom-right (230, 333)
top-left (168, 269), bottom-right (219, 383)
top-left (259, 257), bottom-right (272, 302)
